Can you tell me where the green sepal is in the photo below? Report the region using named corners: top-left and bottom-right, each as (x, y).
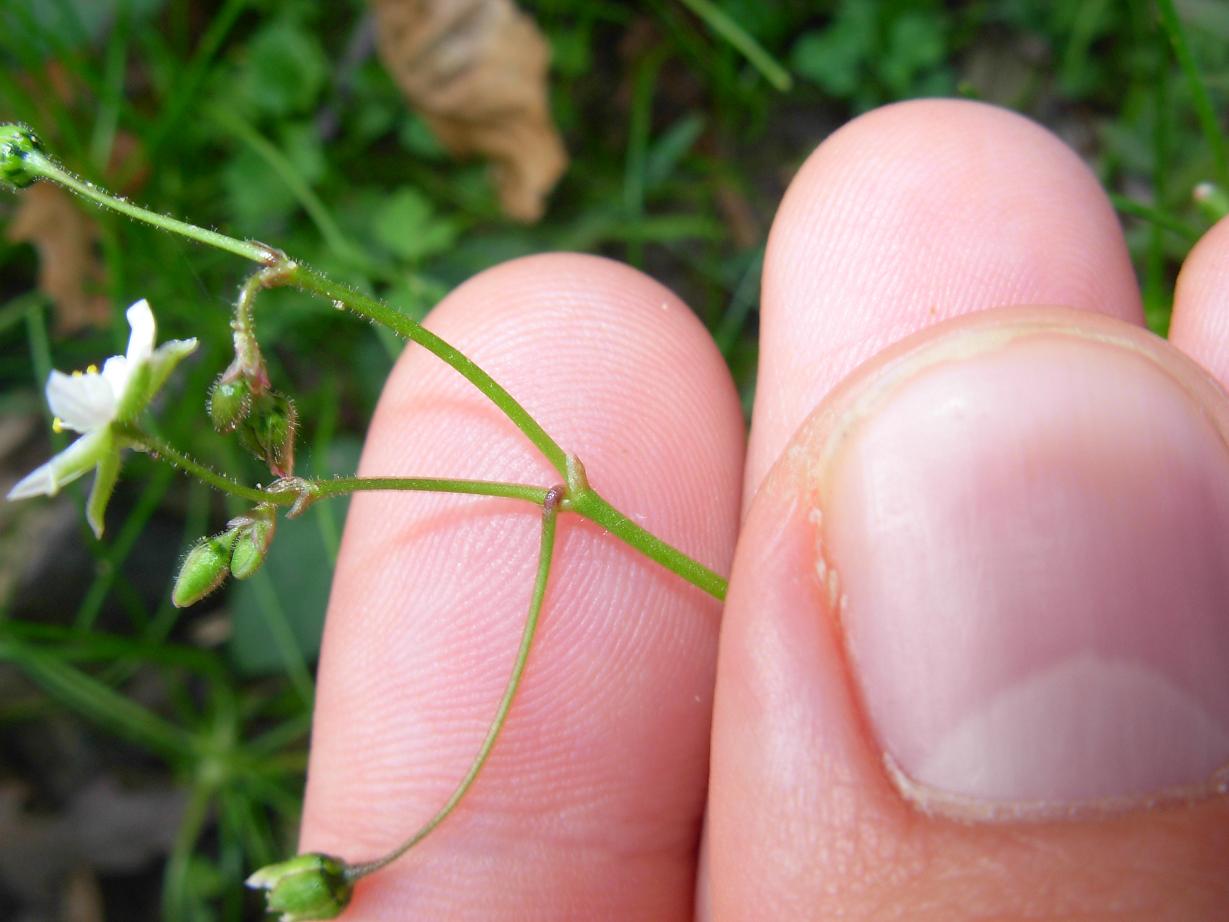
top-left (237, 390), bottom-right (297, 477)
top-left (114, 361), bottom-right (152, 423)
top-left (86, 447), bottom-right (122, 539)
top-left (113, 338), bottom-right (197, 424)
top-left (146, 338), bottom-right (199, 403)
top-left (229, 506), bottom-right (276, 580)
top-left (246, 853), bottom-right (353, 921)
top-left (209, 376), bottom-right (253, 433)
top-left (0, 123), bottom-right (44, 189)
top-left (172, 533), bottom-right (234, 608)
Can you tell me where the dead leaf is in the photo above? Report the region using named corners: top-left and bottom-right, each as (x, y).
top-left (369, 0), bottom-right (568, 222)
top-left (61, 867), bottom-right (104, 922)
top-left (6, 184), bottom-right (110, 334)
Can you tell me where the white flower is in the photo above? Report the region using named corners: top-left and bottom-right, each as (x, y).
top-left (7, 299), bottom-right (196, 536)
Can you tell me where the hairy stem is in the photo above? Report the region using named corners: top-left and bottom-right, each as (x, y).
top-left (312, 477), bottom-right (549, 505)
top-left (14, 143), bottom-right (725, 599)
top-left (569, 488), bottom-right (727, 600)
top-left (22, 149), bottom-right (277, 264)
top-left (124, 427), bottom-right (552, 507)
top-left (285, 263), bottom-right (569, 476)
top-left (123, 428), bottom-right (274, 504)
top-left (345, 487), bottom-right (562, 881)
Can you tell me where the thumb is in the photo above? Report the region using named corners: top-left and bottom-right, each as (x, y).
top-left (706, 309), bottom-right (1229, 919)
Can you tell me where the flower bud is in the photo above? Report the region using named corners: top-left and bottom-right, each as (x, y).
top-left (172, 534), bottom-right (234, 608)
top-left (229, 506), bottom-right (276, 580)
top-left (0, 124), bottom-right (44, 189)
top-left (208, 376), bottom-right (252, 433)
top-left (246, 853), bottom-right (353, 921)
top-left (1194, 181), bottom-right (1229, 223)
top-left (238, 390), bottom-right (297, 478)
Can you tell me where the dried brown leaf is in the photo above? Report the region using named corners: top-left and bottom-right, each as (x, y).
top-left (369, 0), bottom-right (568, 222)
top-left (6, 184), bottom-right (109, 334)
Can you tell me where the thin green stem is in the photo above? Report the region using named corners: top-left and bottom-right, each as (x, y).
top-left (21, 148), bottom-right (276, 264)
top-left (123, 426), bottom-right (551, 507)
top-left (677, 0), bottom-right (793, 91)
top-left (287, 263), bottom-right (569, 476)
top-left (313, 478), bottom-right (549, 505)
top-left (121, 427), bottom-right (273, 503)
top-left (1109, 193), bottom-right (1201, 241)
top-left (232, 271), bottom-right (274, 383)
top-left (569, 489), bottom-right (727, 600)
top-left (346, 489), bottom-right (562, 881)
top-left (1156, 0), bottom-right (1229, 187)
top-left (0, 636), bottom-right (194, 759)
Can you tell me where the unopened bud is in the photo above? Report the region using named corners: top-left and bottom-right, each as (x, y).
top-left (0, 124), bottom-right (44, 189)
top-left (246, 853), bottom-right (353, 921)
top-left (229, 506), bottom-right (276, 580)
top-left (238, 390), bottom-right (298, 478)
top-left (1194, 181), bottom-right (1229, 223)
top-left (172, 534), bottom-right (234, 607)
top-left (208, 376), bottom-right (252, 433)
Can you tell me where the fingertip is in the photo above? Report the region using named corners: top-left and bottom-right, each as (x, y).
top-left (1172, 214), bottom-right (1229, 391)
top-left (750, 98), bottom-right (1142, 500)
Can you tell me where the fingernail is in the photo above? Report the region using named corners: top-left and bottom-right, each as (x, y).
top-left (819, 325), bottom-right (1229, 819)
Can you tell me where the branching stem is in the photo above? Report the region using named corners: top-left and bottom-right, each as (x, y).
top-left (17, 136), bottom-right (726, 599)
top-left (345, 487), bottom-right (562, 881)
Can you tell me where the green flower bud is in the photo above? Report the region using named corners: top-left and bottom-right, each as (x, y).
top-left (1194, 181), bottom-right (1229, 224)
top-left (246, 853), bottom-right (353, 921)
top-left (238, 390), bottom-right (298, 478)
top-left (209, 376), bottom-right (253, 433)
top-left (0, 124), bottom-right (44, 189)
top-left (172, 533), bottom-right (234, 608)
top-left (229, 506), bottom-right (276, 580)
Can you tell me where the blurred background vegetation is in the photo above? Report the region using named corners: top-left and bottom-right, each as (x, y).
top-left (0, 0), bottom-right (1226, 918)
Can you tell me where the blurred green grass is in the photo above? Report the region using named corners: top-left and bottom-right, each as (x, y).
top-left (1, 0), bottom-right (1227, 918)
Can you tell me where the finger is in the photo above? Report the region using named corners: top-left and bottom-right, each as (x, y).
top-left (1172, 214), bottom-right (1229, 390)
top-left (708, 309), bottom-right (1229, 919)
top-left (300, 254), bottom-right (744, 919)
top-left (747, 98), bottom-right (1143, 501)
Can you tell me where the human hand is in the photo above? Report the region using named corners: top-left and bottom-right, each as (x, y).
top-left (298, 100), bottom-right (1229, 919)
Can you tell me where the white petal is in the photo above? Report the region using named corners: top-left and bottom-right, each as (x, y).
top-left (46, 369), bottom-right (117, 432)
top-left (124, 298), bottom-right (156, 367)
top-left (7, 429), bottom-right (110, 499)
top-left (101, 354), bottom-right (131, 402)
top-left (7, 458), bottom-right (56, 499)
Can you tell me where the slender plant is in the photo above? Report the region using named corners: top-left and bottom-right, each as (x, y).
top-left (1, 123), bottom-right (726, 920)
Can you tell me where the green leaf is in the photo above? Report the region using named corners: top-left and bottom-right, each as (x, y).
top-left (645, 114), bottom-right (706, 191)
top-left (222, 122), bottom-right (324, 230)
top-left (372, 188), bottom-right (461, 262)
top-left (396, 114), bottom-right (448, 160)
top-left (236, 21), bottom-right (328, 118)
top-left (790, 4), bottom-right (875, 99)
top-left (879, 11), bottom-right (948, 96)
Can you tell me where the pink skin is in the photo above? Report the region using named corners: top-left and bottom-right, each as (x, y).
top-left (301, 100), bottom-right (1229, 919)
